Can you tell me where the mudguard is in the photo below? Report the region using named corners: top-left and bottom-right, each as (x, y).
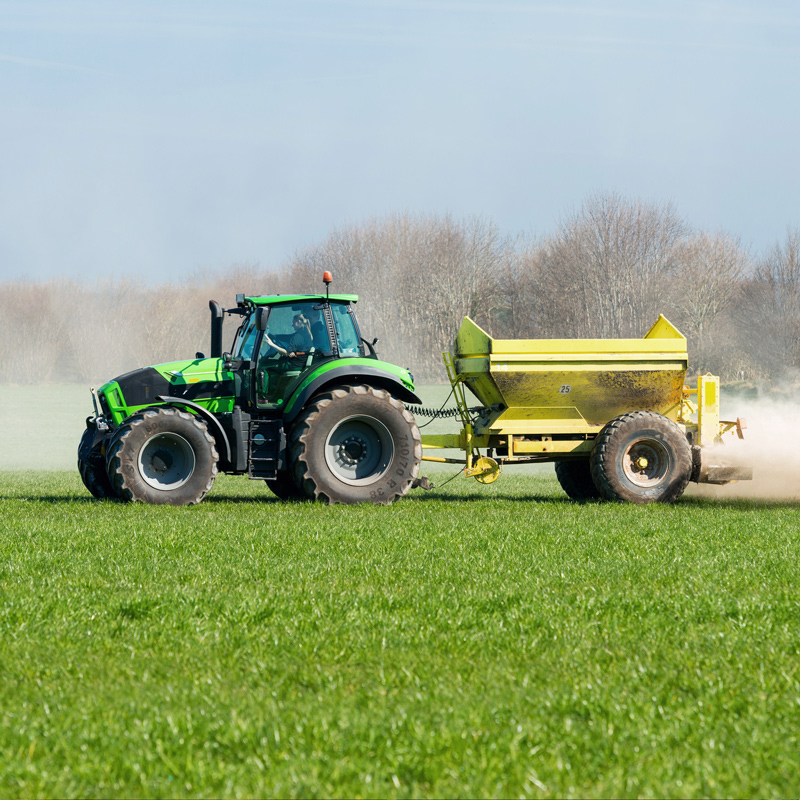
top-left (156, 395), bottom-right (233, 464)
top-left (283, 362), bottom-right (422, 423)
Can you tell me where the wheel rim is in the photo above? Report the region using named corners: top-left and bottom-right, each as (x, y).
top-left (138, 432), bottom-right (196, 490)
top-left (622, 438), bottom-right (670, 487)
top-left (324, 415), bottom-right (394, 486)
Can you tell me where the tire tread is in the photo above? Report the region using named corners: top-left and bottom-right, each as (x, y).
top-left (288, 385), bottom-right (421, 505)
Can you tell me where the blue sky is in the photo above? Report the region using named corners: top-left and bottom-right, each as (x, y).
top-left (1, 0), bottom-right (799, 282)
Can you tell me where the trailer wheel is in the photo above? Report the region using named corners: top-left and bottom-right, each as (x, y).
top-left (288, 385), bottom-right (421, 504)
top-left (554, 459), bottom-right (600, 501)
top-left (264, 470), bottom-right (306, 501)
top-left (590, 411), bottom-right (692, 504)
top-left (78, 427), bottom-right (117, 499)
top-left (106, 407), bottom-right (218, 505)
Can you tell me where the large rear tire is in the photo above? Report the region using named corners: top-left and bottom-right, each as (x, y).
top-left (590, 411), bottom-right (692, 504)
top-left (78, 427), bottom-right (117, 499)
top-left (554, 459), bottom-right (600, 501)
top-left (106, 407), bottom-right (218, 505)
top-left (289, 385), bottom-right (421, 504)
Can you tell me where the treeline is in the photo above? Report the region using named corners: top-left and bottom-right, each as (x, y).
top-left (2, 192), bottom-right (799, 386)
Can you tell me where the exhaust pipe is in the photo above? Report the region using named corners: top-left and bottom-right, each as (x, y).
top-left (209, 300), bottom-right (224, 358)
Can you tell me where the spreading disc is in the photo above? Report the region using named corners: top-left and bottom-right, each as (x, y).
top-left (473, 456), bottom-right (500, 484)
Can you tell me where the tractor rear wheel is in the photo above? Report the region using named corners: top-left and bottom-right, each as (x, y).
top-left (106, 407), bottom-right (218, 505)
top-left (289, 385), bottom-right (421, 504)
top-left (554, 459), bottom-right (600, 501)
top-left (590, 411), bottom-right (692, 504)
top-left (78, 427), bottom-right (117, 499)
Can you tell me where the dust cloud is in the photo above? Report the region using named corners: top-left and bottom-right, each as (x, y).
top-left (686, 397), bottom-right (800, 502)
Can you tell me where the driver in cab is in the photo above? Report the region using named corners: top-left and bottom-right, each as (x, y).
top-left (263, 313), bottom-right (312, 364)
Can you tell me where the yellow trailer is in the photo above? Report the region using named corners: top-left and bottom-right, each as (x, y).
top-left (420, 315), bottom-right (750, 503)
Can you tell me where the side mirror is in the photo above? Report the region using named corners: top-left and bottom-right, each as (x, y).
top-left (195, 352), bottom-right (205, 360)
top-left (360, 337), bottom-right (379, 359)
top-left (256, 307), bottom-right (268, 331)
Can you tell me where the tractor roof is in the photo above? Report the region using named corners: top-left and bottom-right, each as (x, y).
top-left (245, 294), bottom-right (358, 306)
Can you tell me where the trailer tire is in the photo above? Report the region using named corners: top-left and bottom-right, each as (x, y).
top-left (554, 459), bottom-right (600, 501)
top-left (288, 385), bottom-right (421, 504)
top-left (590, 411), bottom-right (692, 504)
top-left (78, 427), bottom-right (117, 499)
top-left (264, 470), bottom-right (306, 501)
top-left (106, 407), bottom-right (218, 505)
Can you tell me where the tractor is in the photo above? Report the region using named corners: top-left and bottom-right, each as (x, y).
top-left (78, 274), bottom-right (423, 505)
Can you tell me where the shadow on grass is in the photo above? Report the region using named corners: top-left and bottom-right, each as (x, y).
top-left (0, 495), bottom-right (102, 504)
top-left (203, 494), bottom-right (296, 505)
top-left (0, 493), bottom-right (289, 505)
top-left (2, 492), bottom-right (799, 510)
top-left (202, 492), bottom-right (564, 505)
top-left (402, 492), bottom-right (800, 508)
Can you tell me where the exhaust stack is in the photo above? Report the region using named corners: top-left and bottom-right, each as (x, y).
top-left (209, 300), bottom-right (224, 358)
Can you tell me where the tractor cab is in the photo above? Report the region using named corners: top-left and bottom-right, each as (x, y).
top-left (228, 293), bottom-right (366, 411)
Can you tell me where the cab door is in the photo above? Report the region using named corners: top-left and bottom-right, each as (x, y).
top-left (254, 301), bottom-right (332, 409)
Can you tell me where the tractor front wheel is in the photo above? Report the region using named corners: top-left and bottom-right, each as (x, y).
top-left (78, 426), bottom-right (117, 499)
top-left (590, 411), bottom-right (692, 504)
top-left (289, 385), bottom-right (421, 504)
top-left (106, 407), bottom-right (218, 505)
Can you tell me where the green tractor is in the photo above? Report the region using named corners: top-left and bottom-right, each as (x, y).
top-left (78, 277), bottom-right (424, 505)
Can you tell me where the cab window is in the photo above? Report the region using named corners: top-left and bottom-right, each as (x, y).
top-left (331, 304), bottom-right (361, 357)
top-left (233, 314), bottom-right (258, 360)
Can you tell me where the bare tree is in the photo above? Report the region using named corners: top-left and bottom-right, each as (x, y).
top-left (286, 213), bottom-right (510, 381)
top-left (735, 229), bottom-right (800, 381)
top-left (0, 281), bottom-right (66, 383)
top-left (1, 201), bottom-right (796, 390)
top-left (535, 193), bottom-right (689, 339)
top-left (669, 232), bottom-right (751, 377)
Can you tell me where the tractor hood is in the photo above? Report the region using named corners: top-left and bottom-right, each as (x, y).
top-left (98, 357), bottom-right (236, 424)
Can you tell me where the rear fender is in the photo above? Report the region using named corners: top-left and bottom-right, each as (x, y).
top-left (283, 365), bottom-right (422, 423)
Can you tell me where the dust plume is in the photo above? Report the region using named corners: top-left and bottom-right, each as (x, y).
top-left (686, 397), bottom-right (800, 501)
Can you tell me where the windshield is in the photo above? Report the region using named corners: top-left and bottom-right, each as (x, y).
top-left (234, 302), bottom-right (358, 361)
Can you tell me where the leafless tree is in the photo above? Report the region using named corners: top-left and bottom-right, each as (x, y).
top-left (669, 232), bottom-right (751, 377)
top-left (535, 192), bottom-right (689, 339)
top-left (286, 213), bottom-right (510, 381)
top-left (0, 281), bottom-right (66, 383)
top-left (735, 229), bottom-right (800, 381)
top-left (1, 201), bottom-right (796, 390)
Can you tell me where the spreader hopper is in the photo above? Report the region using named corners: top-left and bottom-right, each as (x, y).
top-left (453, 315), bottom-right (689, 435)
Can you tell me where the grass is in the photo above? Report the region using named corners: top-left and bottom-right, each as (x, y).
top-left (1, 470), bottom-right (800, 798)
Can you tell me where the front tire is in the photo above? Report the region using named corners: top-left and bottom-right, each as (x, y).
top-left (590, 411), bottom-right (692, 504)
top-left (106, 407), bottom-right (218, 505)
top-left (78, 426), bottom-right (117, 499)
top-left (289, 385), bottom-right (421, 504)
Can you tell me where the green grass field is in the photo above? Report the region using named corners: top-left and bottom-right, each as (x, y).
top-left (2, 386), bottom-right (800, 797)
top-left (2, 469), bottom-right (800, 798)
